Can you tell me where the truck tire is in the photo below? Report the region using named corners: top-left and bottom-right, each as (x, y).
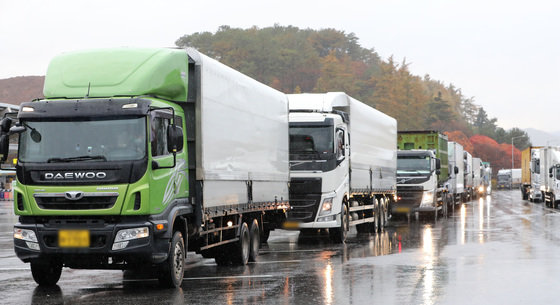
top-left (377, 198), bottom-right (385, 232)
top-left (31, 260), bottom-right (62, 286)
top-left (231, 222), bottom-right (250, 265)
top-left (330, 202), bottom-right (349, 243)
top-left (158, 230), bottom-right (186, 288)
top-left (249, 219), bottom-right (260, 262)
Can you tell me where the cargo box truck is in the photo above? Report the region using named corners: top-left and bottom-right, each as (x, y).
top-left (463, 151), bottom-right (473, 201)
top-left (394, 131), bottom-right (449, 219)
top-left (521, 147), bottom-right (542, 202)
top-left (286, 92), bottom-right (397, 243)
top-left (497, 169), bottom-right (521, 189)
top-left (0, 48), bottom-right (291, 287)
top-left (447, 142), bottom-right (465, 204)
top-left (482, 161), bottom-right (492, 194)
top-left (472, 157), bottom-right (484, 198)
top-left (540, 146), bottom-right (560, 208)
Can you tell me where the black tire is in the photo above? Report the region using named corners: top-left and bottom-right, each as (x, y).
top-left (31, 260), bottom-right (62, 286)
top-left (231, 222), bottom-right (250, 266)
top-left (377, 198), bottom-right (385, 232)
top-left (249, 219), bottom-right (260, 262)
top-left (158, 231), bottom-right (186, 288)
top-left (330, 202), bottom-right (349, 243)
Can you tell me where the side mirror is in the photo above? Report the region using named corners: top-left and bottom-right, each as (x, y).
top-left (454, 166), bottom-right (459, 174)
top-left (550, 173), bottom-right (553, 178)
top-left (0, 117), bottom-right (13, 133)
top-left (166, 125), bottom-right (184, 153)
top-left (435, 158), bottom-right (441, 170)
top-left (0, 135), bottom-right (9, 162)
top-left (436, 169), bottom-right (441, 175)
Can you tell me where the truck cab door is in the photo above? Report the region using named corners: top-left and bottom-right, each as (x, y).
top-left (149, 110), bottom-right (188, 211)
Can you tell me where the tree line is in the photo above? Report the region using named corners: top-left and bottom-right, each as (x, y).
top-left (176, 25), bottom-right (530, 169)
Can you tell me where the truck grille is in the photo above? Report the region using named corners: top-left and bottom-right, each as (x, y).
top-left (288, 178), bottom-right (322, 223)
top-left (397, 186), bottom-right (424, 204)
top-left (34, 192), bottom-right (119, 210)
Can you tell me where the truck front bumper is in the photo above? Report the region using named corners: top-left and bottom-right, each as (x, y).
top-left (13, 218), bottom-right (170, 269)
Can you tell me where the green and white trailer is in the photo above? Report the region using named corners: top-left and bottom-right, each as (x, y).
top-left (1, 48), bottom-right (290, 287)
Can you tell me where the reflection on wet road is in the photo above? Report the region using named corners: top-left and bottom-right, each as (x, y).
top-left (3, 190), bottom-right (560, 304)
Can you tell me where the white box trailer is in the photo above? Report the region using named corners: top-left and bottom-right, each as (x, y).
top-left (191, 49), bottom-right (290, 209)
top-left (287, 92), bottom-right (396, 242)
top-left (540, 146), bottom-right (560, 208)
top-left (447, 142), bottom-right (465, 202)
top-left (463, 151), bottom-right (473, 201)
top-left (472, 157), bottom-right (483, 198)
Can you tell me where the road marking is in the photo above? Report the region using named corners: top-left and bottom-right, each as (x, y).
top-left (182, 274), bottom-right (274, 281)
top-left (0, 268), bottom-right (30, 271)
top-left (251, 260), bottom-right (304, 264)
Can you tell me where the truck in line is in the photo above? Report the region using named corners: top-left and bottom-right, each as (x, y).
top-left (482, 161), bottom-right (492, 195)
top-left (540, 146), bottom-right (560, 208)
top-left (286, 92), bottom-right (397, 242)
top-left (521, 146), bottom-right (542, 202)
top-left (393, 131), bottom-right (449, 220)
top-left (472, 157), bottom-right (485, 198)
top-left (1, 48), bottom-right (291, 287)
top-left (497, 168), bottom-right (521, 190)
top-left (447, 141), bottom-right (465, 205)
top-left (463, 151), bottom-right (474, 202)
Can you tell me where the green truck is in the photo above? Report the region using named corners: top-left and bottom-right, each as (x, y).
top-left (393, 131), bottom-right (450, 219)
top-left (0, 48), bottom-right (290, 287)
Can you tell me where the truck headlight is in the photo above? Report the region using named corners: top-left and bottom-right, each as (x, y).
top-left (14, 228), bottom-right (40, 250)
top-left (420, 191), bottom-right (434, 207)
top-left (112, 227), bottom-right (149, 250)
top-left (478, 186), bottom-right (485, 193)
top-left (318, 197), bottom-right (334, 216)
top-left (14, 228), bottom-right (38, 242)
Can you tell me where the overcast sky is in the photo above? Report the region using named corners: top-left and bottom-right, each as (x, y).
top-left (1, 0), bottom-right (559, 132)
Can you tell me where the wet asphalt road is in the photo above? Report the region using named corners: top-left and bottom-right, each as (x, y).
top-left (2, 190), bottom-right (560, 304)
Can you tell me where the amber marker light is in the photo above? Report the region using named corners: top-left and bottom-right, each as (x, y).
top-left (156, 224), bottom-right (164, 231)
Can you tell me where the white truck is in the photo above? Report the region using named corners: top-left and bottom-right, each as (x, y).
top-left (472, 157), bottom-right (484, 198)
top-left (521, 147), bottom-right (542, 202)
top-left (497, 169), bottom-right (521, 189)
top-left (463, 151), bottom-right (473, 201)
top-left (540, 146), bottom-right (560, 208)
top-left (447, 142), bottom-right (465, 204)
top-left (286, 92), bottom-right (397, 242)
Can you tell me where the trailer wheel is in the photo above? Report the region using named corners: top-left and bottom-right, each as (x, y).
top-left (249, 219), bottom-right (260, 262)
top-left (158, 230), bottom-right (185, 288)
top-left (31, 260), bottom-right (62, 286)
top-left (377, 198), bottom-right (385, 232)
top-left (231, 222), bottom-right (250, 265)
top-left (330, 202), bottom-right (349, 243)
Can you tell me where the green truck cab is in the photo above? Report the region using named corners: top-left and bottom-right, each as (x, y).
top-left (393, 130), bottom-right (450, 219)
top-left (1, 48), bottom-right (290, 287)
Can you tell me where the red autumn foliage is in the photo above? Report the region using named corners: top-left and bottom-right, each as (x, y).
top-left (469, 134), bottom-right (521, 170)
top-left (445, 130), bottom-right (473, 153)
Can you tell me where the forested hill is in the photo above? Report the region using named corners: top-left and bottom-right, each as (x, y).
top-left (0, 76), bottom-right (44, 105)
top-left (176, 25), bottom-right (531, 154)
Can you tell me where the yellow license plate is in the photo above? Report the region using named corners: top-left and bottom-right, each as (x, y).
top-left (395, 207), bottom-right (411, 213)
top-left (282, 221), bottom-right (300, 229)
top-left (58, 230), bottom-right (90, 248)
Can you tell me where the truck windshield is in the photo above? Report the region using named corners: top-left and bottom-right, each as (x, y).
top-left (397, 156), bottom-right (431, 175)
top-left (289, 126), bottom-right (333, 155)
top-left (18, 117), bottom-right (146, 163)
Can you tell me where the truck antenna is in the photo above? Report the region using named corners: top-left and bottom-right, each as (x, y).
top-left (85, 82), bottom-right (91, 98)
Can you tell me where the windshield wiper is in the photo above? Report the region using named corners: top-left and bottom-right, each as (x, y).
top-left (47, 155), bottom-right (107, 163)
